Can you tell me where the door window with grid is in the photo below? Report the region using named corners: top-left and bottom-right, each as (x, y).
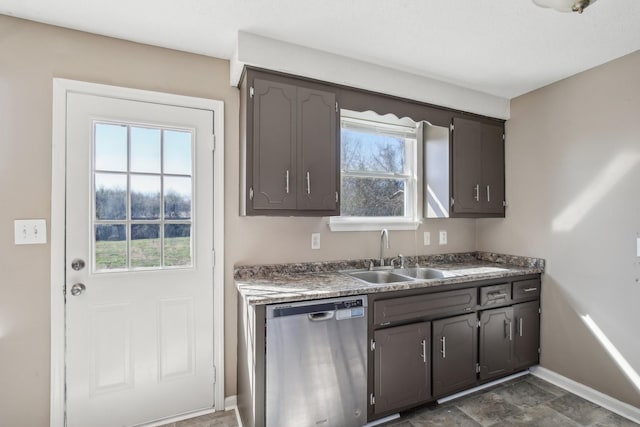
top-left (93, 122), bottom-right (194, 271)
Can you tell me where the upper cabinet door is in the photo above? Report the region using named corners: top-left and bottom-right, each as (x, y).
top-left (252, 78), bottom-right (297, 210)
top-left (297, 87), bottom-right (338, 211)
top-left (481, 123), bottom-right (505, 214)
top-left (451, 117), bottom-right (505, 217)
top-left (451, 118), bottom-right (483, 213)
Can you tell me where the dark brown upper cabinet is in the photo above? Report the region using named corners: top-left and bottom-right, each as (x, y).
top-left (424, 117), bottom-right (505, 218)
top-left (240, 70), bottom-right (339, 216)
top-left (451, 117), bottom-right (505, 216)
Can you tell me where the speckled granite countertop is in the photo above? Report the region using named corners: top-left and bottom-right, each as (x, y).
top-left (235, 252), bottom-right (544, 305)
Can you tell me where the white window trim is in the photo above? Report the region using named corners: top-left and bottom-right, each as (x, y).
top-left (331, 111), bottom-right (421, 232)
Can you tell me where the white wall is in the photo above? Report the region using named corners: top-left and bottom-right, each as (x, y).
top-left (477, 50), bottom-right (640, 407)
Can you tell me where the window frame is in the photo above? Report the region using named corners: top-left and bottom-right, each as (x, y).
top-left (330, 111), bottom-right (421, 231)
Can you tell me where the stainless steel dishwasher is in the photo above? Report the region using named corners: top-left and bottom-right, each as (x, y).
top-left (266, 295), bottom-right (368, 427)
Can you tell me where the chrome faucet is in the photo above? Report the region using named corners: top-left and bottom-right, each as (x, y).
top-left (379, 229), bottom-right (389, 266)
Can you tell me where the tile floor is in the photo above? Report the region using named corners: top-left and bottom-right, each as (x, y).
top-left (162, 375), bottom-right (639, 427)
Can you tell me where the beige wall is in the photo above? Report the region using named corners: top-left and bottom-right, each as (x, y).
top-left (478, 50), bottom-right (640, 407)
top-left (0, 15), bottom-right (477, 426)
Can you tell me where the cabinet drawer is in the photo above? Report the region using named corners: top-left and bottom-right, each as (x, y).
top-left (479, 283), bottom-right (510, 306)
top-left (513, 279), bottom-right (540, 301)
top-left (374, 288), bottom-right (476, 326)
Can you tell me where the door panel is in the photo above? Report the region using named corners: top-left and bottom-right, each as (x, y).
top-left (513, 301), bottom-right (540, 370)
top-left (432, 313), bottom-right (478, 397)
top-left (252, 78), bottom-right (297, 209)
top-left (374, 322), bottom-right (430, 415)
top-left (481, 123), bottom-right (505, 214)
top-left (66, 93), bottom-right (215, 427)
top-left (297, 87), bottom-right (338, 211)
top-left (479, 307), bottom-right (513, 380)
top-left (451, 118), bottom-right (482, 213)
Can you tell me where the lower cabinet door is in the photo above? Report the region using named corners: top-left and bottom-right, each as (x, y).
top-left (432, 313), bottom-right (478, 397)
top-left (513, 301), bottom-right (540, 370)
top-left (479, 307), bottom-right (514, 380)
top-left (373, 322), bottom-right (431, 415)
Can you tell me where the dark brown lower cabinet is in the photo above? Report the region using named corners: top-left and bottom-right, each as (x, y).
top-left (513, 301), bottom-right (540, 370)
top-left (432, 313), bottom-right (478, 397)
top-left (479, 307), bottom-right (513, 380)
top-left (373, 322), bottom-right (431, 415)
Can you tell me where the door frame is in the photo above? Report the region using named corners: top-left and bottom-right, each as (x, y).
top-left (50, 78), bottom-right (225, 427)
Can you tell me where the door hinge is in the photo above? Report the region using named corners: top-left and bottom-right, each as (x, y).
top-left (212, 365), bottom-right (217, 384)
top-left (249, 187), bottom-right (254, 200)
top-left (476, 320), bottom-right (481, 328)
top-left (249, 86), bottom-right (254, 98)
top-left (538, 307), bottom-right (542, 315)
top-left (335, 191), bottom-right (339, 203)
top-left (212, 134), bottom-right (216, 151)
top-left (451, 197), bottom-right (455, 207)
top-left (476, 363), bottom-right (481, 374)
top-left (503, 133), bottom-right (505, 141)
top-left (370, 339), bottom-right (376, 352)
top-left (212, 249), bottom-right (216, 268)
top-left (369, 393), bottom-right (375, 406)
top-left (503, 200), bottom-right (508, 207)
top-left (450, 123), bottom-right (454, 132)
top-left (335, 101), bottom-right (338, 112)
top-left (538, 347), bottom-right (541, 354)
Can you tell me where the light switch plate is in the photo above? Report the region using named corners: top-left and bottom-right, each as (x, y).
top-left (439, 230), bottom-right (447, 245)
top-left (424, 231), bottom-right (431, 246)
top-left (311, 233), bottom-right (321, 250)
top-left (14, 219), bottom-right (47, 245)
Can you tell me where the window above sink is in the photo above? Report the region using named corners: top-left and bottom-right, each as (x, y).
top-left (329, 110), bottom-right (421, 231)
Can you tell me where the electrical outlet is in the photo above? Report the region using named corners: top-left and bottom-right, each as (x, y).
top-left (439, 230), bottom-right (447, 245)
top-left (14, 219), bottom-right (47, 245)
top-left (311, 233), bottom-right (321, 250)
top-left (424, 231), bottom-right (431, 246)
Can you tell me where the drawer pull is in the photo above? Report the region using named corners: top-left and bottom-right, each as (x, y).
top-left (523, 287), bottom-right (538, 292)
top-left (488, 292), bottom-right (508, 299)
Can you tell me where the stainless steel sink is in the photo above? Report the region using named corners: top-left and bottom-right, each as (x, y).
top-left (393, 267), bottom-right (460, 280)
top-left (348, 270), bottom-right (415, 284)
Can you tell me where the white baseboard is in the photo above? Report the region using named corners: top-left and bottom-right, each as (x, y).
top-left (225, 395), bottom-right (237, 411)
top-left (530, 366), bottom-right (640, 424)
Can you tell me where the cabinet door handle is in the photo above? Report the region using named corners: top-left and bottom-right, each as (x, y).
top-left (441, 336), bottom-right (446, 359)
top-left (421, 339), bottom-right (427, 363)
top-left (306, 171), bottom-right (311, 195)
top-left (509, 321), bottom-right (513, 341)
top-left (474, 184), bottom-right (480, 202)
top-left (285, 170), bottom-right (290, 194)
top-left (519, 318), bottom-right (523, 337)
top-left (487, 185), bottom-right (491, 202)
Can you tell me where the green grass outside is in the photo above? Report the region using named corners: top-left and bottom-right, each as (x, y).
top-left (95, 237), bottom-right (191, 270)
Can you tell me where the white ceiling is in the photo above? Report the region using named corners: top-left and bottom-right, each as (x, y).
top-left (1, 0), bottom-right (638, 98)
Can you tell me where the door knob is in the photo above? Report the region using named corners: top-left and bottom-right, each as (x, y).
top-left (70, 283), bottom-right (86, 296)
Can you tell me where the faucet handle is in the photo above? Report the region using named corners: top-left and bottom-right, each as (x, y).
top-left (368, 261), bottom-right (374, 271)
top-left (399, 254), bottom-right (405, 269)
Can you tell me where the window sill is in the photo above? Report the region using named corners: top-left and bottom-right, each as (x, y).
top-left (328, 217), bottom-right (421, 232)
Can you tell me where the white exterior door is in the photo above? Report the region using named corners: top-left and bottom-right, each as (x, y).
top-left (65, 92), bottom-right (217, 427)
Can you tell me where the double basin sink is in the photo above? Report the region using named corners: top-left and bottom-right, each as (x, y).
top-left (347, 267), bottom-right (462, 285)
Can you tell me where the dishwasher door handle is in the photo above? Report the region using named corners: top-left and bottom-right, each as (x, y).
top-left (308, 311), bottom-right (335, 321)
